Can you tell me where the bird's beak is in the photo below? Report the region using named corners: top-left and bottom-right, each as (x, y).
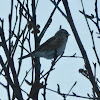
top-left (68, 33), bottom-right (70, 36)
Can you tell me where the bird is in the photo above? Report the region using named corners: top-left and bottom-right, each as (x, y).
top-left (19, 29), bottom-right (70, 60)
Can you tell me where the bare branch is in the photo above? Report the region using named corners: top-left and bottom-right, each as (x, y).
top-left (62, 0), bottom-right (100, 98)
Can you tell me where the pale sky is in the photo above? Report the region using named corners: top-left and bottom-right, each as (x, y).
top-left (0, 0), bottom-right (100, 100)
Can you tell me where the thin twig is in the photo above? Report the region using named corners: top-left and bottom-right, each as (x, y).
top-left (66, 81), bottom-right (77, 98)
top-left (93, 62), bottom-right (96, 99)
top-left (46, 87), bottom-right (98, 99)
top-left (0, 82), bottom-right (7, 88)
top-left (95, 0), bottom-right (100, 33)
top-left (17, 0), bottom-right (33, 21)
top-left (20, 67), bottom-right (32, 86)
top-left (13, 3), bottom-right (18, 32)
top-left (62, 53), bottom-right (83, 58)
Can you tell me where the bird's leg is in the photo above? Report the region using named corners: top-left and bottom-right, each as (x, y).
top-left (52, 51), bottom-right (64, 65)
top-left (61, 51), bottom-right (64, 57)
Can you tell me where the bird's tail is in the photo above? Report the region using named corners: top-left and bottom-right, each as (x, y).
top-left (18, 53), bottom-right (33, 60)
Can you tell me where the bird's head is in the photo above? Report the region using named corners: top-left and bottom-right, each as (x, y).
top-left (55, 29), bottom-right (70, 38)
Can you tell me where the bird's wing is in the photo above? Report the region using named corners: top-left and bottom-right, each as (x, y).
top-left (18, 52), bottom-right (34, 60)
top-left (36, 35), bottom-right (64, 51)
top-left (18, 35), bottom-right (64, 60)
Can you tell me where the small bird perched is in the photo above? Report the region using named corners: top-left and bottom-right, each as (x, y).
top-left (19, 29), bottom-right (70, 60)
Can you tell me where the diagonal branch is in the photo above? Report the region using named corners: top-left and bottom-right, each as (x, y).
top-left (50, 0), bottom-right (67, 20)
top-left (62, 0), bottom-right (100, 98)
top-left (39, 0), bottom-right (61, 42)
top-left (80, 0), bottom-right (100, 67)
